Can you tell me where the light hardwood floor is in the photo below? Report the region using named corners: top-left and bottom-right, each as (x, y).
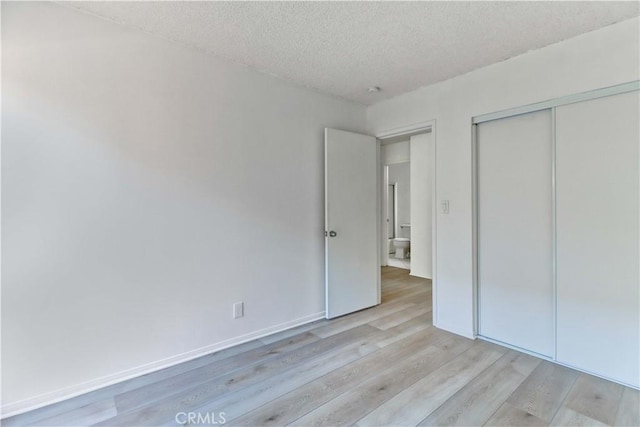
top-left (4, 267), bottom-right (639, 426)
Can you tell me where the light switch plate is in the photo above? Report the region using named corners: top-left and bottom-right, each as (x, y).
top-left (441, 200), bottom-right (450, 214)
top-left (233, 302), bottom-right (244, 318)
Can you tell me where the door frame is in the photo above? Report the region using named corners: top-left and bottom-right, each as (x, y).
top-left (386, 178), bottom-right (398, 241)
top-left (376, 119), bottom-right (437, 317)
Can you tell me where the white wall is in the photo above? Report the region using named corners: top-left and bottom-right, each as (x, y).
top-left (1, 2), bottom-right (366, 413)
top-left (367, 17), bottom-right (640, 337)
top-left (409, 133), bottom-right (433, 279)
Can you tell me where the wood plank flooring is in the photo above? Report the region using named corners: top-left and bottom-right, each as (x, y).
top-left (4, 267), bottom-right (639, 426)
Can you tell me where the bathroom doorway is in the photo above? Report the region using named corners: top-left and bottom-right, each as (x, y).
top-left (385, 162), bottom-right (411, 270)
top-left (378, 125), bottom-right (435, 280)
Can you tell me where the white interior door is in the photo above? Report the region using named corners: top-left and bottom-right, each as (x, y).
top-left (555, 91), bottom-right (639, 387)
top-left (325, 128), bottom-right (379, 319)
top-left (477, 109), bottom-right (554, 357)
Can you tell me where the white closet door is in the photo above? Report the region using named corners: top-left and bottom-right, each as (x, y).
top-left (556, 91), bottom-right (639, 387)
top-left (477, 109), bottom-right (554, 357)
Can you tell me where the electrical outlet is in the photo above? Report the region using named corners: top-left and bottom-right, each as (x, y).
top-left (233, 302), bottom-right (244, 319)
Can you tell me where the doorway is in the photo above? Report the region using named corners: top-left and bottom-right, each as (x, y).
top-left (378, 126), bottom-right (435, 281)
top-left (324, 122), bottom-right (436, 320)
top-left (385, 162), bottom-right (411, 270)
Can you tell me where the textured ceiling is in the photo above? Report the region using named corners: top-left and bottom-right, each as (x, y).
top-left (62, 1), bottom-right (639, 105)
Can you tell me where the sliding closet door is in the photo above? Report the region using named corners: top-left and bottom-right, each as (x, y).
top-left (556, 91), bottom-right (639, 387)
top-left (477, 109), bottom-right (554, 357)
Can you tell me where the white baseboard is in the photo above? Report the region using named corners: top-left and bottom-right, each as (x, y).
top-left (1, 311), bottom-right (326, 419)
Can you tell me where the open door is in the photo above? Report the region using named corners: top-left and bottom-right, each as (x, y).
top-left (325, 128), bottom-right (379, 319)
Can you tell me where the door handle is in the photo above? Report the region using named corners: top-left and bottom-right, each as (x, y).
top-left (329, 231), bottom-right (337, 237)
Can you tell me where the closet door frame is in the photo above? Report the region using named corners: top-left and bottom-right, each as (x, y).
top-left (471, 80), bottom-right (640, 360)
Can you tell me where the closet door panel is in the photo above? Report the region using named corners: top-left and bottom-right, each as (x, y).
top-left (556, 91), bottom-right (639, 387)
top-left (477, 109), bottom-right (554, 357)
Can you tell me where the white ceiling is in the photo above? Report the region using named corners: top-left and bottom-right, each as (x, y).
top-left (63, 1), bottom-right (639, 105)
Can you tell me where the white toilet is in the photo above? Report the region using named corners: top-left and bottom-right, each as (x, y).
top-left (393, 238), bottom-right (410, 259)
